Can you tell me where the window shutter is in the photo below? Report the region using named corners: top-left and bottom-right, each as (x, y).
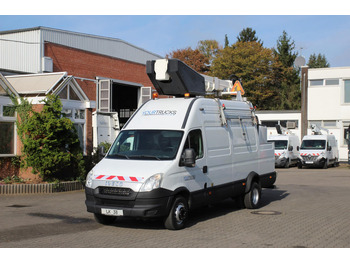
top-left (99, 80), bottom-right (111, 112)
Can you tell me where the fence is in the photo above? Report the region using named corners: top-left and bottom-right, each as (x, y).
top-left (0, 181), bottom-right (84, 195)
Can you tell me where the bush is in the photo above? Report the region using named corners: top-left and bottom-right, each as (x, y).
top-left (12, 95), bottom-right (85, 182)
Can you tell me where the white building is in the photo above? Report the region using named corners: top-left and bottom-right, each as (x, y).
top-left (256, 110), bottom-right (301, 140)
top-left (307, 67), bottom-right (350, 161)
top-left (256, 66), bottom-right (350, 162)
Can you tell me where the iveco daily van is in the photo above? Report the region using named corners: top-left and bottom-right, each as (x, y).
top-left (85, 59), bottom-right (277, 230)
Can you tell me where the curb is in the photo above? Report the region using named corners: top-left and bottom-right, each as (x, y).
top-left (0, 181), bottom-right (84, 195)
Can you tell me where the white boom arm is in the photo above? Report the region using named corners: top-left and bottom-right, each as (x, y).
top-left (310, 124), bottom-right (329, 135)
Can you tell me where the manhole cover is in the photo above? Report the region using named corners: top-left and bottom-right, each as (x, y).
top-left (7, 204), bottom-right (29, 208)
top-left (251, 210), bottom-right (282, 215)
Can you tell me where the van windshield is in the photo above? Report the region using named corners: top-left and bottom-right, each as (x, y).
top-left (268, 140), bottom-right (288, 150)
top-left (107, 130), bottom-right (184, 160)
top-left (300, 140), bottom-right (326, 150)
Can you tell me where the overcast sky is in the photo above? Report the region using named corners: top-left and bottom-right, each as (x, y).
top-left (1, 1), bottom-right (350, 67)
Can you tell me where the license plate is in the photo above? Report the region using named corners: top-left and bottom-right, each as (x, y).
top-left (101, 208), bottom-right (124, 216)
top-left (305, 161), bottom-right (314, 164)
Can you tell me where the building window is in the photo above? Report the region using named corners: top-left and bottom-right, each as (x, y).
top-left (261, 120), bottom-right (278, 128)
top-left (310, 79), bottom-right (324, 86)
top-left (0, 122), bottom-right (15, 155)
top-left (261, 120), bottom-right (298, 129)
top-left (57, 85), bottom-right (82, 101)
top-left (73, 123), bottom-right (84, 151)
top-left (62, 107), bottom-right (85, 152)
top-left (343, 122), bottom-right (350, 146)
top-left (0, 103), bottom-right (16, 156)
top-left (325, 79), bottom-right (339, 86)
top-left (309, 120), bottom-right (337, 129)
top-left (344, 80), bottom-right (350, 103)
top-left (3, 106), bottom-right (16, 117)
top-left (323, 120), bottom-right (337, 128)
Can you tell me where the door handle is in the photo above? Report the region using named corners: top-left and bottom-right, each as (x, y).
top-left (202, 166), bottom-right (208, 174)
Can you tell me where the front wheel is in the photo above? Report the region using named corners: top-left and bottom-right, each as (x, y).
top-left (285, 158), bottom-right (290, 168)
top-left (244, 182), bottom-right (261, 209)
top-left (164, 196), bottom-right (189, 230)
top-left (323, 159), bottom-right (328, 169)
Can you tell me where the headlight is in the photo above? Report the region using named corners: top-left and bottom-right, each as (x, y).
top-left (85, 170), bottom-right (94, 188)
top-left (139, 173), bottom-right (163, 192)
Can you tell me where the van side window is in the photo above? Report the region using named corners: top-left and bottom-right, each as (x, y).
top-left (183, 129), bottom-right (203, 159)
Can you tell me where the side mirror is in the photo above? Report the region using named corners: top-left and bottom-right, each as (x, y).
top-left (327, 146), bottom-right (332, 151)
top-left (182, 148), bottom-right (196, 167)
top-left (297, 146), bottom-right (300, 151)
top-left (288, 146), bottom-right (293, 152)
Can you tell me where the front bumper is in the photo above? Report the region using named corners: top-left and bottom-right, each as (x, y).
top-left (85, 187), bottom-right (174, 218)
top-left (275, 157), bottom-right (287, 167)
top-left (298, 157), bottom-right (326, 168)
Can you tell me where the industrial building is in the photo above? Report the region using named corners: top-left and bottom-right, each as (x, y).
top-left (1, 26), bottom-right (350, 181)
top-left (0, 27), bottom-right (163, 157)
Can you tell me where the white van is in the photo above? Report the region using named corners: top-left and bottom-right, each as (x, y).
top-left (268, 126), bottom-right (300, 168)
top-left (85, 59), bottom-right (276, 230)
top-left (298, 125), bottom-right (339, 169)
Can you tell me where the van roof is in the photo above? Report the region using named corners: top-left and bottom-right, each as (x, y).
top-left (123, 97), bottom-right (252, 131)
top-left (302, 134), bottom-right (333, 140)
top-left (124, 98), bottom-right (196, 130)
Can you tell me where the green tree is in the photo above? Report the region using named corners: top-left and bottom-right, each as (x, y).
top-left (237, 27), bottom-right (263, 45)
top-left (274, 30), bottom-right (298, 68)
top-left (307, 53), bottom-right (330, 68)
top-left (210, 41), bottom-right (282, 110)
top-left (224, 34), bottom-right (229, 48)
top-left (197, 40), bottom-right (220, 66)
top-left (166, 47), bottom-right (209, 74)
top-left (273, 31), bottom-right (301, 110)
top-left (12, 95), bottom-right (85, 181)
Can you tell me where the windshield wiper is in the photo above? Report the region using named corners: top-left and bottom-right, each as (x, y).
top-left (108, 154), bottom-right (129, 159)
top-left (129, 155), bottom-right (161, 160)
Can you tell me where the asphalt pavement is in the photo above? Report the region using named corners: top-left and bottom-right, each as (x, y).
top-left (1, 164), bottom-right (350, 248)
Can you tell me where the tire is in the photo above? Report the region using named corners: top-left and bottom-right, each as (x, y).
top-left (164, 195), bottom-right (189, 230)
top-left (297, 163), bottom-right (302, 169)
top-left (244, 182), bottom-right (261, 209)
top-left (323, 159), bottom-right (328, 169)
top-left (94, 213), bottom-right (116, 225)
top-left (285, 159), bottom-right (290, 168)
top-left (332, 158), bottom-right (339, 167)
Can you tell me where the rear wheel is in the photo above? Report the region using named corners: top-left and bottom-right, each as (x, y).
top-left (164, 195), bottom-right (189, 230)
top-left (244, 182), bottom-right (261, 209)
top-left (94, 213), bottom-right (116, 225)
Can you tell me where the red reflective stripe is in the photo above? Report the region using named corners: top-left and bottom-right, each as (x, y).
top-left (107, 176), bottom-right (116, 180)
top-left (96, 175), bottom-right (104, 179)
top-left (117, 176), bottom-right (125, 181)
top-left (130, 177), bottom-right (138, 182)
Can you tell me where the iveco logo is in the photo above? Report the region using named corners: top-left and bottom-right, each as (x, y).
top-left (105, 181), bottom-right (124, 187)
